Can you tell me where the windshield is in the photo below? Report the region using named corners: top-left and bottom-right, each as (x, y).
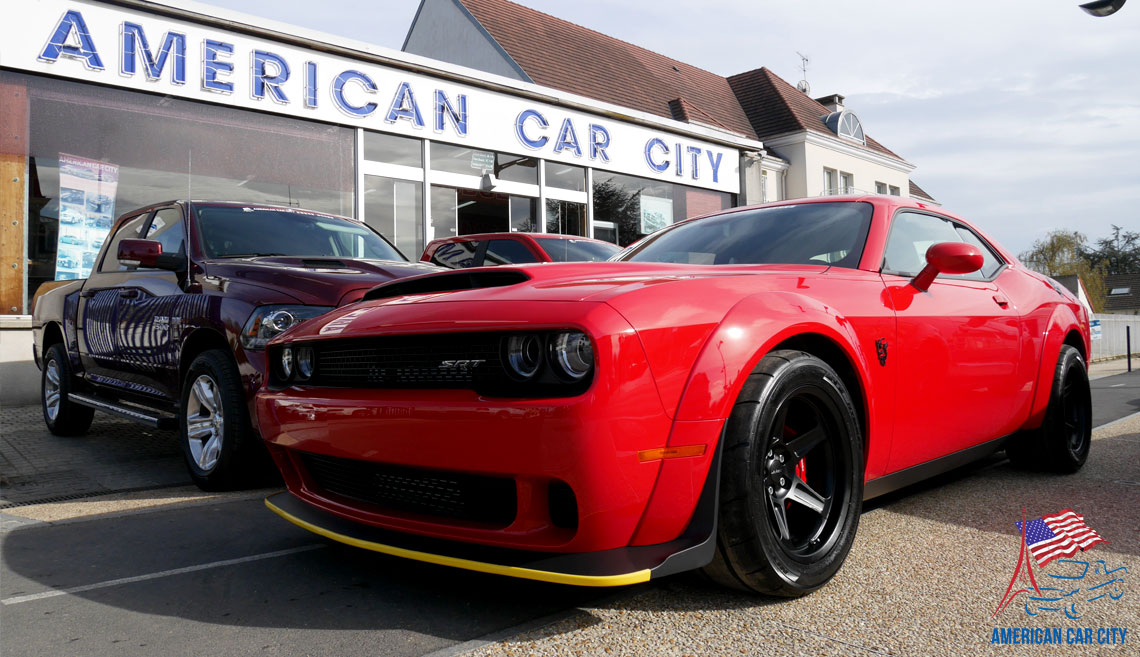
top-left (194, 206), bottom-right (406, 261)
top-left (535, 238), bottom-right (621, 263)
top-left (620, 202), bottom-right (873, 268)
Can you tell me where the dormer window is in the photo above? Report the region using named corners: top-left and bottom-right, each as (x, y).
top-left (823, 110), bottom-right (865, 144)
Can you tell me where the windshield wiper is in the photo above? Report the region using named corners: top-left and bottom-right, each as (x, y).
top-left (214, 253), bottom-right (286, 258)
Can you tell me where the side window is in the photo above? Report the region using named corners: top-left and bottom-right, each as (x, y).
top-left (484, 240), bottom-right (538, 266)
top-left (882, 212), bottom-right (960, 277)
top-left (144, 208), bottom-right (187, 264)
top-left (430, 240), bottom-right (480, 269)
top-left (951, 225), bottom-right (1004, 280)
top-left (99, 213), bottom-right (151, 273)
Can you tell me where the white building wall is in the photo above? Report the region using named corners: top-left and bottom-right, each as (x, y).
top-left (801, 141), bottom-right (911, 197)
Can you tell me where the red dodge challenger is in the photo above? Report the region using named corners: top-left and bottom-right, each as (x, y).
top-left (255, 196), bottom-right (1091, 596)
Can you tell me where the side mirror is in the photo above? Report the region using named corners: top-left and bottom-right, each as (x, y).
top-left (910, 242), bottom-right (984, 292)
top-left (118, 239), bottom-right (161, 268)
top-left (117, 239), bottom-right (186, 272)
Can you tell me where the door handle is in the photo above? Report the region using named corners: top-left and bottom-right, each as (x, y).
top-left (80, 289), bottom-right (98, 298)
top-left (119, 289), bottom-right (139, 299)
top-left (993, 294), bottom-right (1009, 308)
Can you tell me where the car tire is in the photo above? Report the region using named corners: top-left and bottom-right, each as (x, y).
top-left (180, 349), bottom-right (257, 491)
top-left (41, 343), bottom-right (94, 436)
top-left (702, 350), bottom-right (863, 597)
top-left (1005, 345), bottom-right (1091, 474)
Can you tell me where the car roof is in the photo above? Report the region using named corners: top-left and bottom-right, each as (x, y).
top-left (426, 232), bottom-right (611, 245)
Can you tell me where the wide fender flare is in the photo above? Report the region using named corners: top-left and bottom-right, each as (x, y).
top-left (1025, 303), bottom-right (1088, 430)
top-left (629, 291), bottom-right (876, 547)
top-left (672, 291), bottom-right (873, 425)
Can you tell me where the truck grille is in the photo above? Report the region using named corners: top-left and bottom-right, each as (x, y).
top-left (301, 453), bottom-right (517, 526)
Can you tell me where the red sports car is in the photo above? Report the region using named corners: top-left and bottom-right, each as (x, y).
top-left (255, 196), bottom-right (1091, 596)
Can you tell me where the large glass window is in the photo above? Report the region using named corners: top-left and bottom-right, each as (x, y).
top-left (591, 171), bottom-right (733, 247)
top-left (544, 162), bottom-right (586, 192)
top-left (364, 176), bottom-right (423, 259)
top-left (429, 186), bottom-right (536, 238)
top-left (363, 131), bottom-right (422, 167)
top-left (430, 143), bottom-right (537, 185)
top-left (6, 71), bottom-right (354, 309)
top-left (545, 200), bottom-right (586, 236)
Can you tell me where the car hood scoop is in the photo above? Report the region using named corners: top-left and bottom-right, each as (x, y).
top-left (362, 269), bottom-right (531, 302)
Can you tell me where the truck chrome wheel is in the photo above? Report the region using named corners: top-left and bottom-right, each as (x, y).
top-left (44, 358), bottom-right (62, 422)
top-left (185, 374), bottom-right (225, 472)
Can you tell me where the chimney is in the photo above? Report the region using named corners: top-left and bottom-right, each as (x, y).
top-left (815, 93), bottom-right (845, 113)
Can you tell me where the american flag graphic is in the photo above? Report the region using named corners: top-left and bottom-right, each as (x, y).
top-left (1016, 509), bottom-right (1105, 568)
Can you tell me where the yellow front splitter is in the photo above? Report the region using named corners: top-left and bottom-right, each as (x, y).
top-left (265, 493), bottom-right (653, 587)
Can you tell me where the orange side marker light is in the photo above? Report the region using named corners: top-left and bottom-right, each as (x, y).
top-left (638, 444), bottom-right (707, 462)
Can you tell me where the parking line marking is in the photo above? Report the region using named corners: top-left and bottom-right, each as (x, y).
top-left (1, 544), bottom-right (324, 606)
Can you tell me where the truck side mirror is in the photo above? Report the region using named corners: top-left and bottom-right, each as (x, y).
top-left (118, 239), bottom-right (162, 268)
top-left (910, 242), bottom-right (984, 292)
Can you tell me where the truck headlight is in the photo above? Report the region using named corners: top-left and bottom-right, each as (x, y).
top-left (241, 305), bottom-right (332, 349)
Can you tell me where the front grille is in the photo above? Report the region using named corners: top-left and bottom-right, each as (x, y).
top-left (301, 453), bottom-right (517, 526)
top-left (312, 334), bottom-right (505, 388)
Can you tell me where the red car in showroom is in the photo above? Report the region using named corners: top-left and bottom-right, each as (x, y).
top-left (255, 195), bottom-right (1091, 596)
top-left (421, 232), bottom-right (620, 269)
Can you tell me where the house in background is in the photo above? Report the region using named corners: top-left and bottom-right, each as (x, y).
top-left (404, 0), bottom-right (936, 206)
top-left (1104, 274), bottom-right (1140, 315)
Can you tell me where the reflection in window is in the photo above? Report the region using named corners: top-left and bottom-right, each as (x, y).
top-left (145, 208), bottom-right (187, 261)
top-left (591, 171), bottom-right (732, 247)
top-left (364, 175), bottom-right (423, 259)
top-left (9, 70), bottom-right (353, 308)
top-left (545, 200), bottom-right (586, 236)
top-left (544, 162), bottom-right (586, 192)
top-left (430, 142), bottom-right (537, 185)
top-left (363, 131), bottom-right (422, 167)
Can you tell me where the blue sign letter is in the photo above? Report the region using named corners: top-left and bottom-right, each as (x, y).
top-left (304, 61), bottom-right (318, 108)
top-left (332, 70), bottom-right (378, 117)
top-left (202, 40), bottom-right (234, 93)
top-left (553, 118), bottom-right (582, 157)
top-left (589, 124), bottom-right (610, 162)
top-left (434, 90), bottom-right (467, 136)
top-left (515, 109), bottom-right (548, 149)
top-left (706, 150), bottom-right (723, 183)
top-left (386, 81), bottom-right (425, 127)
top-left (252, 50), bottom-right (290, 103)
top-left (121, 23), bottom-right (185, 84)
top-left (686, 146), bottom-right (702, 180)
top-left (644, 138), bottom-right (669, 173)
top-left (39, 10), bottom-right (104, 70)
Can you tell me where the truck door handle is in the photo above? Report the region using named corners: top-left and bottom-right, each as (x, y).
top-left (119, 289), bottom-right (139, 299)
top-left (993, 294), bottom-right (1009, 308)
top-left (81, 289), bottom-right (98, 298)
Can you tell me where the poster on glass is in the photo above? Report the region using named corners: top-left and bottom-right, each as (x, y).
top-left (55, 153), bottom-right (119, 280)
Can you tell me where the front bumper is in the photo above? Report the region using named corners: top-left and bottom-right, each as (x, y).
top-left (256, 302), bottom-right (721, 556)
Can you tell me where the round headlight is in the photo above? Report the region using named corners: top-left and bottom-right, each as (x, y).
top-left (504, 334), bottom-right (543, 380)
top-left (297, 346), bottom-right (314, 380)
top-left (266, 309), bottom-right (296, 333)
top-left (281, 347), bottom-right (294, 379)
top-left (549, 331), bottom-right (593, 381)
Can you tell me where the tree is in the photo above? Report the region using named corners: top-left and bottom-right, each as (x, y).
top-left (1083, 224), bottom-right (1140, 275)
top-left (1019, 230), bottom-right (1107, 312)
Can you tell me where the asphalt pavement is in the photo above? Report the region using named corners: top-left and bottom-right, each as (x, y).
top-left (1, 368), bottom-right (1137, 657)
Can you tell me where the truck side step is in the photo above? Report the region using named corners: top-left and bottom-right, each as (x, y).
top-left (69, 393), bottom-right (178, 430)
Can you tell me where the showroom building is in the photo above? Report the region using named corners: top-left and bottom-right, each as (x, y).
top-left (0, 0), bottom-right (932, 321)
top-left (0, 0), bottom-right (782, 316)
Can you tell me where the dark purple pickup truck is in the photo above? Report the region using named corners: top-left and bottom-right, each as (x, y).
top-left (32, 201), bottom-right (440, 490)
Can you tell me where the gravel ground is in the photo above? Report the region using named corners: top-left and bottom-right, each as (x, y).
top-left (465, 416), bottom-right (1140, 657)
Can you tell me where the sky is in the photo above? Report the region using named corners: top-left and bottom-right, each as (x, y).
top-left (202, 0), bottom-right (1140, 258)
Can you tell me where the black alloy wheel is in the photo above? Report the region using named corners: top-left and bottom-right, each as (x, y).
top-left (1006, 344), bottom-right (1091, 473)
top-left (703, 350), bottom-right (863, 597)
